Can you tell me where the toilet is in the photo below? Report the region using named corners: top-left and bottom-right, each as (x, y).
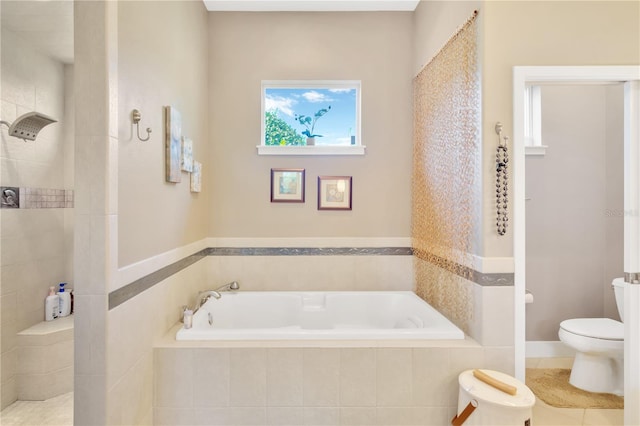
top-left (558, 278), bottom-right (626, 396)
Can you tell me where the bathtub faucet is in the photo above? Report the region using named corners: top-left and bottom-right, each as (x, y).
top-left (194, 290), bottom-right (222, 312)
top-left (215, 281), bottom-right (240, 292)
top-left (194, 282), bottom-right (239, 312)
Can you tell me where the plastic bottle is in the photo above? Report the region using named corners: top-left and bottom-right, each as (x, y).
top-left (57, 282), bottom-right (71, 317)
top-left (183, 309), bottom-right (193, 329)
top-left (45, 287), bottom-right (59, 321)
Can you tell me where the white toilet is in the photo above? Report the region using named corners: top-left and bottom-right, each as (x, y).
top-left (558, 278), bottom-right (625, 396)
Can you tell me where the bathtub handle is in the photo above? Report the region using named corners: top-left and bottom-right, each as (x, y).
top-left (208, 312), bottom-right (213, 326)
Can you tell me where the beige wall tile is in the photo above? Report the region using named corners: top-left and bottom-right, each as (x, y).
top-left (229, 349), bottom-right (266, 406)
top-left (153, 408), bottom-right (195, 426)
top-left (303, 348), bottom-right (340, 407)
top-left (109, 351), bottom-right (153, 426)
top-left (154, 348), bottom-right (193, 408)
top-left (412, 348), bottom-right (451, 407)
top-left (483, 347), bottom-right (515, 376)
top-left (376, 348), bottom-right (412, 406)
top-left (48, 340), bottom-right (74, 372)
top-left (411, 406), bottom-right (451, 425)
top-left (195, 407), bottom-right (267, 425)
top-left (267, 348), bottom-right (303, 406)
top-left (48, 365), bottom-right (73, 399)
top-left (192, 349), bottom-right (230, 408)
top-left (448, 347), bottom-right (485, 405)
top-left (0, 350), bottom-right (17, 384)
top-left (480, 286), bottom-right (514, 346)
top-left (355, 256), bottom-right (414, 291)
top-left (375, 407), bottom-right (415, 425)
top-left (267, 407), bottom-right (304, 425)
top-left (339, 349), bottom-right (376, 407)
top-left (0, 376), bottom-right (17, 410)
top-left (303, 407), bottom-right (339, 425)
top-left (16, 345), bottom-right (44, 375)
top-left (339, 407), bottom-right (376, 425)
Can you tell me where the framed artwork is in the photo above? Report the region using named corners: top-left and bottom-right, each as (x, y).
top-left (191, 161), bottom-right (202, 193)
top-left (271, 168), bottom-right (305, 203)
top-left (165, 106), bottom-right (182, 183)
top-left (318, 176), bottom-right (352, 210)
top-left (181, 137), bottom-right (194, 172)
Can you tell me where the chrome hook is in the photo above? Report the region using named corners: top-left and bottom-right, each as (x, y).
top-left (132, 109), bottom-right (152, 141)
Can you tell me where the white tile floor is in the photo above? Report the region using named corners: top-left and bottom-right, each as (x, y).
top-left (0, 392), bottom-right (72, 426)
top-left (0, 358), bottom-right (624, 426)
top-left (528, 357), bottom-right (624, 426)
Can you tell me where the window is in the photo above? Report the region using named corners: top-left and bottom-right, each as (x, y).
top-left (524, 85), bottom-right (546, 155)
top-left (258, 80), bottom-right (364, 156)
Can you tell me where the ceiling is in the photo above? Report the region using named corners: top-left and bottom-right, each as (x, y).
top-left (203, 0), bottom-right (420, 11)
top-left (0, 0), bottom-right (419, 65)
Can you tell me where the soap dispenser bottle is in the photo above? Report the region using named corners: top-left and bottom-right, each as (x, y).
top-left (45, 287), bottom-right (59, 321)
top-left (57, 282), bottom-right (71, 317)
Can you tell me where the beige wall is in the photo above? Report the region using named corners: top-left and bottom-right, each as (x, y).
top-left (413, 1), bottom-right (482, 76)
top-left (208, 12), bottom-right (413, 239)
top-left (525, 85), bottom-right (624, 341)
top-left (1, 29), bottom-right (73, 409)
top-left (482, 0), bottom-right (640, 258)
top-left (117, 0), bottom-right (210, 267)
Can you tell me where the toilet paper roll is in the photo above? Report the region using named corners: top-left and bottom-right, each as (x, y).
top-left (525, 290), bottom-right (534, 304)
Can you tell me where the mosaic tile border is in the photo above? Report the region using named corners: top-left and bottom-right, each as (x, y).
top-left (414, 249), bottom-right (514, 287)
top-left (109, 249), bottom-right (209, 310)
top-left (205, 247), bottom-right (413, 256)
top-left (0, 187), bottom-right (74, 209)
top-left (108, 246), bottom-right (512, 310)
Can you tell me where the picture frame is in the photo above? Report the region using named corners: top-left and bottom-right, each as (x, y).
top-left (318, 176), bottom-right (352, 210)
top-left (181, 137), bottom-right (194, 172)
top-left (271, 168), bottom-right (305, 203)
top-left (191, 161), bottom-right (202, 193)
top-left (165, 106), bottom-right (182, 183)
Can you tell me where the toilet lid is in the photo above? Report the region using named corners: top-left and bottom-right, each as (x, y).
top-left (560, 318), bottom-right (624, 340)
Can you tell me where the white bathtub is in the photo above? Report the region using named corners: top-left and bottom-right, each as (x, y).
top-left (176, 291), bottom-right (464, 340)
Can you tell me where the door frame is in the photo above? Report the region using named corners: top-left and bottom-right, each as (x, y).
top-left (512, 65), bottom-right (640, 424)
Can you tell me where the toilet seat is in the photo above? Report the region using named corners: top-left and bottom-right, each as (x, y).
top-left (560, 318), bottom-right (623, 340)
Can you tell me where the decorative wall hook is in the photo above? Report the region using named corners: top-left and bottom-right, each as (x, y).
top-left (132, 109), bottom-right (152, 141)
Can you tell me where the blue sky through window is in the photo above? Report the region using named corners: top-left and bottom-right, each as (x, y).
top-left (265, 87), bottom-right (357, 146)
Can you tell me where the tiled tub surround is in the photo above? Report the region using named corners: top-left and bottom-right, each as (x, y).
top-left (107, 243), bottom-right (513, 425)
top-left (154, 337), bottom-right (514, 426)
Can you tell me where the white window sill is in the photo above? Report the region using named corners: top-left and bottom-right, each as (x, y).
top-left (257, 145), bottom-right (366, 156)
top-left (525, 145), bottom-right (548, 156)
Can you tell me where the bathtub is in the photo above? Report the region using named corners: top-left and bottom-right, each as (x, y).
top-left (176, 291), bottom-right (464, 340)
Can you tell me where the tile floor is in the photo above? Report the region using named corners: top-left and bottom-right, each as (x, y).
top-left (0, 358), bottom-right (625, 425)
top-left (0, 392), bottom-right (72, 426)
top-left (528, 357), bottom-right (624, 426)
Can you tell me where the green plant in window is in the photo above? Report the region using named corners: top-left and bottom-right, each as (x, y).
top-left (294, 106), bottom-right (331, 138)
top-left (265, 111), bottom-right (305, 146)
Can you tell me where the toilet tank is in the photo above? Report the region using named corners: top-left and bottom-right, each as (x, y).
top-left (613, 278), bottom-right (626, 322)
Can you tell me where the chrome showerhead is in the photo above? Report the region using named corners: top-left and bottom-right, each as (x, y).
top-left (0, 112), bottom-right (57, 141)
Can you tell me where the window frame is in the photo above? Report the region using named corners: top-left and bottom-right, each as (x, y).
top-left (258, 80), bottom-right (365, 156)
top-left (524, 85), bottom-right (547, 156)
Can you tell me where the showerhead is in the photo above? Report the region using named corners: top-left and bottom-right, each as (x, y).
top-left (0, 112), bottom-right (57, 141)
